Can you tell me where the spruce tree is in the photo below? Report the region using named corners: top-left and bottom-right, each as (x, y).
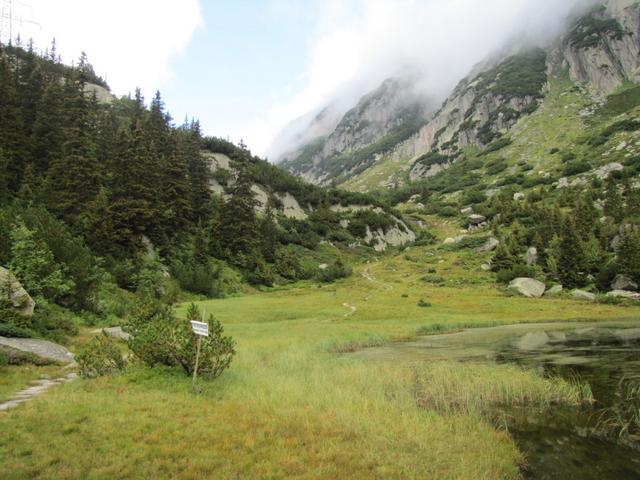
top-left (604, 176), bottom-right (623, 222)
top-left (557, 218), bottom-right (586, 288)
top-left (44, 60), bottom-right (101, 225)
top-left (617, 227), bottom-right (640, 282)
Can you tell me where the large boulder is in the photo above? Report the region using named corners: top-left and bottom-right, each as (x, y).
top-left (475, 237), bottom-right (499, 253)
top-left (0, 266), bottom-right (35, 316)
top-left (468, 214), bottom-right (487, 226)
top-left (607, 290), bottom-right (640, 301)
top-left (509, 278), bottom-right (546, 298)
top-left (572, 290), bottom-right (596, 301)
top-left (611, 274), bottom-right (638, 292)
top-left (0, 337), bottom-right (74, 364)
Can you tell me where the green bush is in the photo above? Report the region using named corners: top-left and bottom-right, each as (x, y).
top-left (77, 333), bottom-right (126, 378)
top-left (126, 300), bottom-right (235, 379)
top-left (420, 274), bottom-right (445, 285)
top-left (495, 265), bottom-right (538, 284)
top-left (417, 299), bottom-right (432, 308)
top-left (316, 259), bottom-right (352, 283)
top-left (563, 160), bottom-right (590, 176)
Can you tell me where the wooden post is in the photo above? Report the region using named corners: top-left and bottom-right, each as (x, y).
top-left (192, 335), bottom-right (202, 388)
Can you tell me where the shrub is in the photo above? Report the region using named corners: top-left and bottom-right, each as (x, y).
top-left (415, 230), bottom-right (437, 246)
top-left (420, 274), bottom-right (445, 285)
top-left (172, 304), bottom-right (236, 378)
top-left (495, 265), bottom-right (538, 284)
top-left (77, 333), bottom-right (126, 378)
top-left (126, 299), bottom-right (235, 379)
top-left (417, 299), bottom-right (432, 308)
top-left (317, 259), bottom-right (352, 283)
top-left (563, 160), bottom-right (591, 176)
top-left (438, 206), bottom-right (458, 217)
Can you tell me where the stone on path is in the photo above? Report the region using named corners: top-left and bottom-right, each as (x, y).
top-left (91, 327), bottom-right (131, 341)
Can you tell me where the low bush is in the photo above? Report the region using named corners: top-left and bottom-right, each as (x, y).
top-left (126, 300), bottom-right (235, 379)
top-left (77, 333), bottom-right (126, 378)
top-left (495, 265), bottom-right (538, 284)
top-left (417, 299), bottom-right (432, 308)
top-left (420, 274), bottom-right (445, 285)
top-left (563, 160), bottom-right (590, 176)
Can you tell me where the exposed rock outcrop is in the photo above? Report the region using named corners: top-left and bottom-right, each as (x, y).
top-left (562, 2), bottom-right (640, 95)
top-left (0, 266), bottom-right (35, 316)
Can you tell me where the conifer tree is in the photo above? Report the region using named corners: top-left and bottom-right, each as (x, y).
top-left (218, 150), bottom-right (259, 267)
top-left (557, 218), bottom-right (586, 288)
top-left (617, 227), bottom-right (640, 282)
top-left (44, 59), bottom-right (101, 225)
top-left (604, 176), bottom-right (623, 222)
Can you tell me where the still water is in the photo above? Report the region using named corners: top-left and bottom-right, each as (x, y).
top-left (351, 321), bottom-right (640, 479)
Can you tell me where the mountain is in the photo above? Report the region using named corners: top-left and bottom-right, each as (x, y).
top-left (279, 76), bottom-right (434, 186)
top-left (278, 0), bottom-right (640, 193)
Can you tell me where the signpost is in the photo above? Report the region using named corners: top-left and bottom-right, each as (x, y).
top-left (190, 311), bottom-right (209, 388)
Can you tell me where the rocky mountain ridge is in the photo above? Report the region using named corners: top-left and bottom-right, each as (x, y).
top-left (278, 0), bottom-right (640, 191)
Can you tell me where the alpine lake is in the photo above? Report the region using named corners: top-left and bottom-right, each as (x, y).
top-left (350, 320), bottom-right (640, 479)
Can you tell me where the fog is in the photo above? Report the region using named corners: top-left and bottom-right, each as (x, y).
top-left (263, 0), bottom-right (598, 160)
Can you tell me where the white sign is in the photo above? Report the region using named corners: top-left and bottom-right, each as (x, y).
top-left (190, 321), bottom-right (209, 337)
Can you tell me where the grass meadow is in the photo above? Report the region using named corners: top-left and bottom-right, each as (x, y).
top-left (1, 243), bottom-right (638, 479)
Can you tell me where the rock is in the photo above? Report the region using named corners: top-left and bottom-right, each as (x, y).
top-left (516, 332), bottom-right (550, 350)
top-left (611, 235), bottom-right (622, 251)
top-left (480, 264), bottom-right (491, 272)
top-left (557, 177), bottom-right (569, 189)
top-left (611, 274), bottom-right (638, 291)
top-left (546, 285), bottom-right (564, 296)
top-left (508, 278), bottom-right (546, 298)
top-left (475, 237), bottom-right (500, 253)
top-left (443, 235), bottom-right (467, 245)
top-left (513, 192), bottom-right (525, 201)
top-left (593, 162), bottom-right (624, 180)
top-left (98, 327), bottom-right (131, 341)
top-left (0, 266), bottom-right (35, 316)
top-left (276, 193), bottom-right (308, 220)
top-left (460, 207), bottom-right (473, 215)
top-left (572, 290), bottom-right (596, 301)
top-left (468, 214), bottom-right (487, 226)
top-left (525, 247), bottom-right (538, 266)
top-left (318, 264), bottom-right (328, 271)
top-left (0, 337), bottom-right (74, 364)
top-left (607, 290), bottom-right (640, 300)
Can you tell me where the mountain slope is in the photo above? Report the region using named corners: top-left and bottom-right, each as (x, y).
top-left (279, 0), bottom-right (640, 194)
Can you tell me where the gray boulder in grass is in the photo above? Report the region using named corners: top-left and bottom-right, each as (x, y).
top-left (0, 266), bottom-right (35, 316)
top-left (572, 290), bottom-right (596, 301)
top-left (611, 274), bottom-right (638, 292)
top-left (509, 278), bottom-right (546, 298)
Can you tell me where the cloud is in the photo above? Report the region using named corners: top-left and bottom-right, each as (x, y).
top-left (5, 0), bottom-right (202, 96)
top-left (257, 0), bottom-right (595, 159)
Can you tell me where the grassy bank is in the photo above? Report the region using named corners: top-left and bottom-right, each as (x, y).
top-left (1, 245), bottom-right (639, 479)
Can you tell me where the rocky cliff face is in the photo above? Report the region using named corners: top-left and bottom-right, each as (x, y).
top-left (278, 0), bottom-right (640, 188)
top-left (562, 1), bottom-right (640, 95)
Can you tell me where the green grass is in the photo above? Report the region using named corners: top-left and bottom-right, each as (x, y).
top-left (1, 244), bottom-right (639, 479)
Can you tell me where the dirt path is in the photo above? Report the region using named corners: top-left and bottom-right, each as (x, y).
top-left (0, 371), bottom-right (77, 412)
top-left (362, 264), bottom-right (393, 290)
top-left (342, 303), bottom-right (357, 317)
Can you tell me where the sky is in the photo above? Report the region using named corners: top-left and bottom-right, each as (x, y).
top-left (4, 0), bottom-right (595, 158)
